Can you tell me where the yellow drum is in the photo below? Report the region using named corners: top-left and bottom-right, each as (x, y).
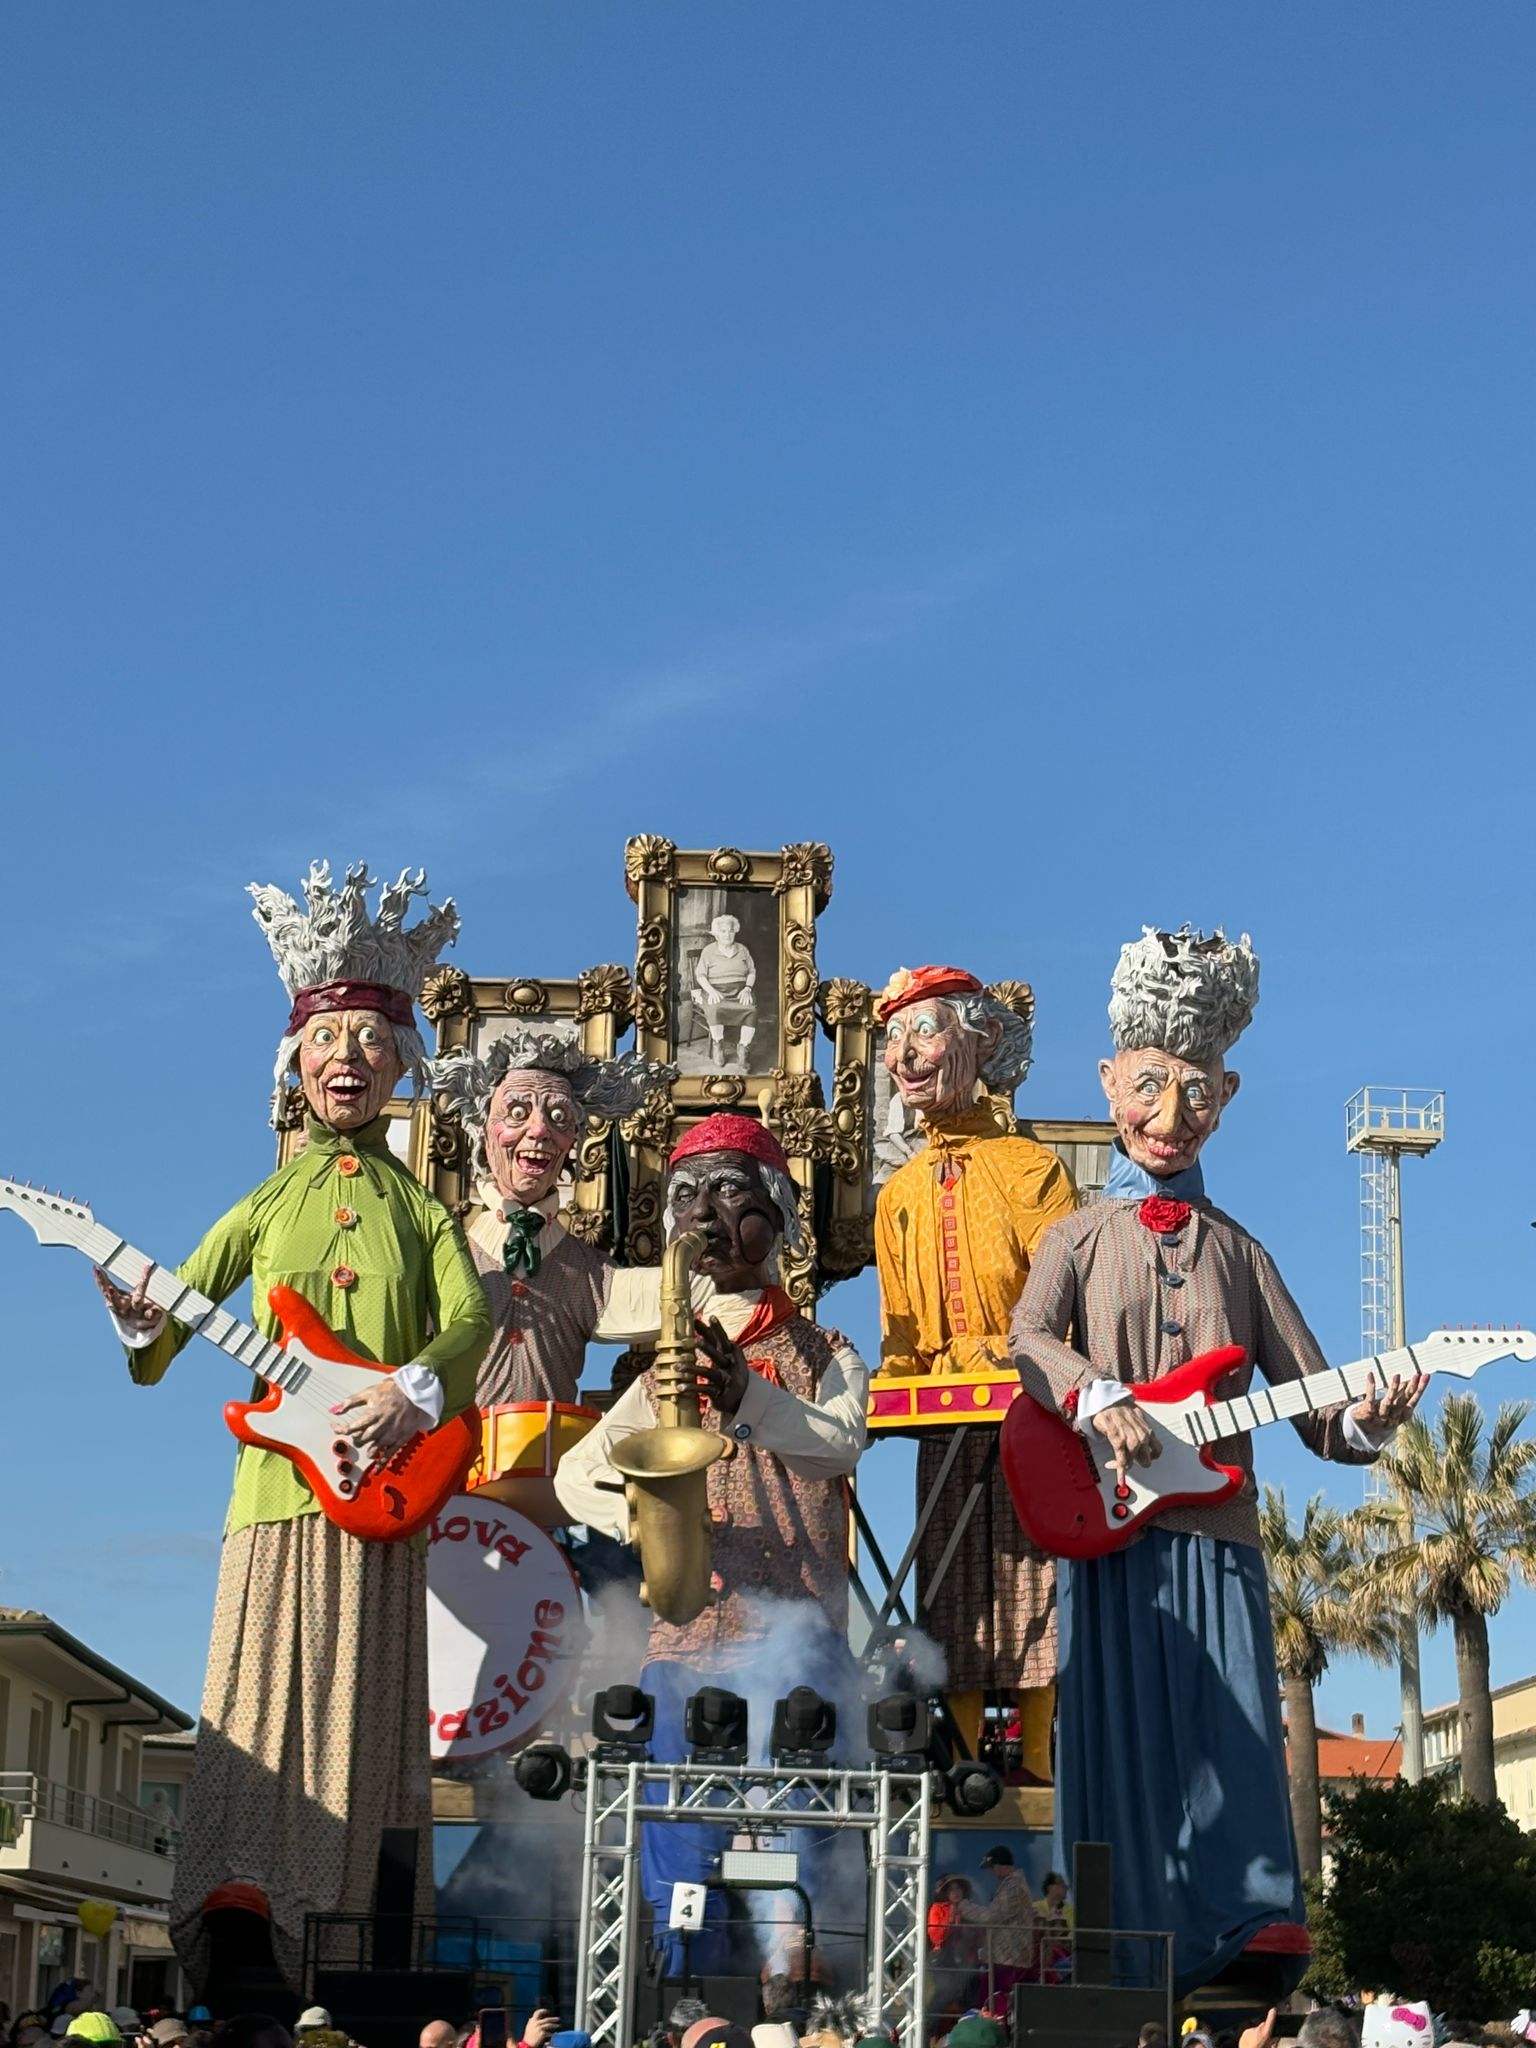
top-left (466, 1400), bottom-right (598, 1526)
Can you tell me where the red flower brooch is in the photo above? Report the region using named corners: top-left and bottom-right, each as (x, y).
top-left (1138, 1195), bottom-right (1191, 1235)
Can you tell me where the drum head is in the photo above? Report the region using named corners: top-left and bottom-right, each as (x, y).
top-left (426, 1494), bottom-right (581, 1762)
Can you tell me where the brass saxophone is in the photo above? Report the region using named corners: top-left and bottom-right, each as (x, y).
top-left (608, 1229), bottom-right (733, 1625)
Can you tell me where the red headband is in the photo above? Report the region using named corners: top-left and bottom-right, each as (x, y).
top-left (286, 979), bottom-right (417, 1037)
top-left (668, 1113), bottom-right (791, 1178)
top-left (875, 965), bottom-right (984, 1025)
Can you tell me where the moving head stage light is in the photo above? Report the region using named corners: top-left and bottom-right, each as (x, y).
top-left (769, 1686), bottom-right (837, 1767)
top-left (867, 1692), bottom-right (933, 1769)
top-left (513, 1740), bottom-right (574, 1801)
top-left (684, 1686), bottom-right (750, 1765)
top-left (592, 1684), bottom-right (656, 1760)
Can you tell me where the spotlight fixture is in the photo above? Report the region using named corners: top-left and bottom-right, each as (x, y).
top-left (592, 1684), bottom-right (656, 1759)
top-left (513, 1740), bottom-right (574, 1801)
top-left (944, 1757), bottom-right (1004, 1817)
top-left (867, 1692), bottom-right (934, 1769)
top-left (770, 1686), bottom-right (838, 1767)
top-left (684, 1686), bottom-right (750, 1765)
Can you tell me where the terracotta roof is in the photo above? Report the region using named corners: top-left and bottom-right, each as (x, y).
top-left (1284, 1728), bottom-right (1401, 1782)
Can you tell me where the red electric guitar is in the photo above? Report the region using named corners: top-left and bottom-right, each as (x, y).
top-left (0, 1175), bottom-right (479, 1541)
top-left (1000, 1327), bottom-right (1536, 1560)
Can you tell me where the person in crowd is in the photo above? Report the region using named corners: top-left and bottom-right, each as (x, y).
top-left (556, 1113), bottom-right (869, 1977)
top-left (418, 2025), bottom-right (457, 2048)
top-left (146, 2026), bottom-right (188, 2048)
top-left (872, 966), bottom-right (1076, 1785)
top-left (658, 2002), bottom-right (709, 2048)
top-left (93, 862), bottom-right (491, 1989)
top-left (960, 1846), bottom-right (1036, 2003)
top-left (1012, 925), bottom-right (1424, 1997)
top-left (1135, 2025), bottom-right (1169, 2048)
top-left (294, 2015), bottom-right (330, 2042)
top-left (62, 2017), bottom-right (119, 2046)
top-left (1033, 1870), bottom-right (1073, 1984)
top-left (926, 1874), bottom-right (980, 2032)
top-left (1295, 2013), bottom-right (1359, 2048)
top-left (214, 2019), bottom-right (293, 2048)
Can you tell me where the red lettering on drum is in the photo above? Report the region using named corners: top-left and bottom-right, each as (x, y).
top-left (442, 1514), bottom-right (470, 1542)
top-left (495, 1533), bottom-right (531, 1565)
top-left (475, 1698), bottom-right (511, 1735)
top-left (523, 1628), bottom-right (560, 1665)
top-left (534, 1598), bottom-right (565, 1627)
top-left (437, 1710), bottom-right (467, 1742)
top-left (517, 1660), bottom-right (546, 1692)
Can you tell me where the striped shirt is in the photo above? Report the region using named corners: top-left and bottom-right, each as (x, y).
top-left (1010, 1197), bottom-right (1376, 1550)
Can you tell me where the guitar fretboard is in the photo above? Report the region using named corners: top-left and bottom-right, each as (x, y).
top-left (1176, 1341), bottom-right (1429, 1446)
top-left (85, 1223), bottom-right (310, 1394)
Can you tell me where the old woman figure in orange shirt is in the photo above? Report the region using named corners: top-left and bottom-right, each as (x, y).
top-left (873, 965), bottom-right (1077, 1781)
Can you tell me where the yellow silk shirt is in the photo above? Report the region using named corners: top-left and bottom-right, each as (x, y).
top-left (875, 1105), bottom-right (1078, 1377)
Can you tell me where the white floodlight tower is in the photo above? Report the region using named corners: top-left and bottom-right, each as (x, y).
top-left (1345, 1086), bottom-right (1445, 1784)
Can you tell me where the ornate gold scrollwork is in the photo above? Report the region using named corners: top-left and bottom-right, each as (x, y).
top-left (705, 847), bottom-right (753, 883)
top-left (763, 1070), bottom-right (834, 1162)
top-left (987, 978), bottom-right (1036, 1030)
top-left (575, 1119), bottom-right (610, 1183)
top-left (818, 976), bottom-right (873, 1030)
top-left (502, 979), bottom-right (549, 1016)
top-left (625, 1171), bottom-right (664, 1266)
top-left (827, 1058), bottom-right (866, 1180)
top-left (622, 1086), bottom-right (676, 1156)
top-left (780, 1188), bottom-right (819, 1309)
top-left (562, 1206), bottom-right (612, 1251)
top-left (429, 1098), bottom-right (469, 1173)
top-left (783, 919), bottom-right (818, 1042)
top-left (699, 1074), bottom-right (746, 1107)
top-left (276, 1082), bottom-right (307, 1133)
top-left (625, 834), bottom-right (677, 897)
top-left (776, 842), bottom-right (834, 912)
top-left (577, 962), bottom-right (634, 1027)
top-left (822, 1214), bottom-right (875, 1274)
top-left (634, 916), bottom-right (670, 1036)
top-left (420, 965), bottom-right (476, 1023)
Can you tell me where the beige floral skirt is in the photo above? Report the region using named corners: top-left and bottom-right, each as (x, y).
top-left (172, 1515), bottom-right (433, 1989)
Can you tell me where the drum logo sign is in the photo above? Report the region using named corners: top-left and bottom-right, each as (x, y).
top-left (425, 1495), bottom-right (581, 1761)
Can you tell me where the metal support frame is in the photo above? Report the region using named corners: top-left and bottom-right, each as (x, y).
top-left (575, 1760), bottom-right (931, 2048)
top-left (850, 1424), bottom-right (998, 1647)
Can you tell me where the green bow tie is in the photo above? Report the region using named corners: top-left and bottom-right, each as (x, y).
top-left (502, 1207), bottom-right (544, 1280)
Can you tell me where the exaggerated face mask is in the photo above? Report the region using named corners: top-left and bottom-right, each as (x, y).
top-left (297, 1008), bottom-right (404, 1130)
top-left (1099, 1046), bottom-right (1240, 1177)
top-left (485, 1069), bottom-right (581, 1206)
top-left (883, 998), bottom-right (996, 1116)
top-left (667, 1147), bottom-right (781, 1290)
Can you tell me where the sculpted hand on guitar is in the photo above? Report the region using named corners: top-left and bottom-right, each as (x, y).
top-left (332, 1376), bottom-right (421, 1461)
top-left (1091, 1400), bottom-right (1161, 1484)
top-left (94, 1261), bottom-right (165, 1342)
top-left (1350, 1368), bottom-right (1428, 1436)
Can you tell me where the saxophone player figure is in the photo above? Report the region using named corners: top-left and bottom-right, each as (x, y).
top-left (556, 1113), bottom-right (869, 1978)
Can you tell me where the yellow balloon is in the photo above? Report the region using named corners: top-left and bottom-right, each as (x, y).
top-left (77, 1900), bottom-right (116, 1939)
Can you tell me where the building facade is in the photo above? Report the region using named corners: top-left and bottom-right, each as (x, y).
top-left (0, 1609), bottom-right (194, 2015)
top-left (1423, 1673), bottom-right (1536, 1824)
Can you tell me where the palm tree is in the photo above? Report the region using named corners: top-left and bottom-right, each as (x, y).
top-left (1361, 1395), bottom-right (1536, 1806)
top-left (1259, 1485), bottom-right (1397, 1876)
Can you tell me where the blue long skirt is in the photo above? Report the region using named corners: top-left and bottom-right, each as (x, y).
top-left (1054, 1529), bottom-right (1304, 1997)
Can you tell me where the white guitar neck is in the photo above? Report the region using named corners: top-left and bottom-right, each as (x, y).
top-left (1178, 1331), bottom-right (1532, 1447)
top-left (0, 1178), bottom-right (304, 1393)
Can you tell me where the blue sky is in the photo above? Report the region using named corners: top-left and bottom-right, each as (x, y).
top-left (2, 3), bottom-right (1534, 1747)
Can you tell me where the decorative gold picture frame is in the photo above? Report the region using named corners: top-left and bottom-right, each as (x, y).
top-left (419, 963), bottom-right (634, 1245)
top-left (625, 837), bottom-right (833, 1113)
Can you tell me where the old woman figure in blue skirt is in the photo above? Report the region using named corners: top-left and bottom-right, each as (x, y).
top-left (1011, 926), bottom-right (1423, 1996)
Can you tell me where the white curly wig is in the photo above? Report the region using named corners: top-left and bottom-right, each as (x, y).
top-left (427, 1032), bottom-right (677, 1174)
top-left (1107, 924), bottom-right (1259, 1064)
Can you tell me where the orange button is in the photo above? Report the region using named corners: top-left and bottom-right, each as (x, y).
top-left (334, 1206), bottom-right (356, 1228)
top-left (331, 1265), bottom-right (357, 1289)
top-left (710, 1506), bottom-right (729, 1526)
top-left (337, 1156), bottom-right (361, 1178)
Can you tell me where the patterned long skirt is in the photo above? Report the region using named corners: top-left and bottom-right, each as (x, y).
top-left (171, 1516), bottom-right (433, 1990)
top-left (916, 1429), bottom-right (1057, 1691)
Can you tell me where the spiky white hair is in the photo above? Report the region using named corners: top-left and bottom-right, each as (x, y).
top-left (250, 860), bottom-right (458, 1125)
top-left (427, 1033), bottom-right (677, 1173)
top-left (1107, 924), bottom-right (1259, 1063)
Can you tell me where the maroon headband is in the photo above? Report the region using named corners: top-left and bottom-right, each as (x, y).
top-left (286, 979), bottom-right (417, 1036)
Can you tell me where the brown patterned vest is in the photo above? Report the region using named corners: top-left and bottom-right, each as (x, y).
top-left (643, 1313), bottom-right (852, 1663)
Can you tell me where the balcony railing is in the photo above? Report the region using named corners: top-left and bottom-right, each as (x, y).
top-left (0, 1772), bottom-right (179, 1857)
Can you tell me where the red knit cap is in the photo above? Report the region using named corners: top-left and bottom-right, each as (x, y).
top-left (669, 1112), bottom-right (791, 1178)
top-left (875, 964), bottom-right (984, 1025)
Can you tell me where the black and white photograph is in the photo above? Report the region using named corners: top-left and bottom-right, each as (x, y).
top-left (670, 885), bottom-right (780, 1077)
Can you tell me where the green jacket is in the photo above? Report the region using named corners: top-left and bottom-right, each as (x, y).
top-left (127, 1115), bottom-right (492, 1532)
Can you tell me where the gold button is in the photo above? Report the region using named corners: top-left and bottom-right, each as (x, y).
top-left (334, 1206), bottom-right (356, 1228)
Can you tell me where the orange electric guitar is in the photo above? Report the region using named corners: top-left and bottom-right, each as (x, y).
top-left (0, 1175), bottom-right (478, 1541)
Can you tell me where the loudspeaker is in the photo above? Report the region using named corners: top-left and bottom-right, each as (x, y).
top-left (313, 1969), bottom-right (476, 2048)
top-left (374, 1826), bottom-right (420, 1969)
top-left (1011, 1982), bottom-right (1167, 2046)
top-left (1071, 1840), bottom-right (1113, 1987)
